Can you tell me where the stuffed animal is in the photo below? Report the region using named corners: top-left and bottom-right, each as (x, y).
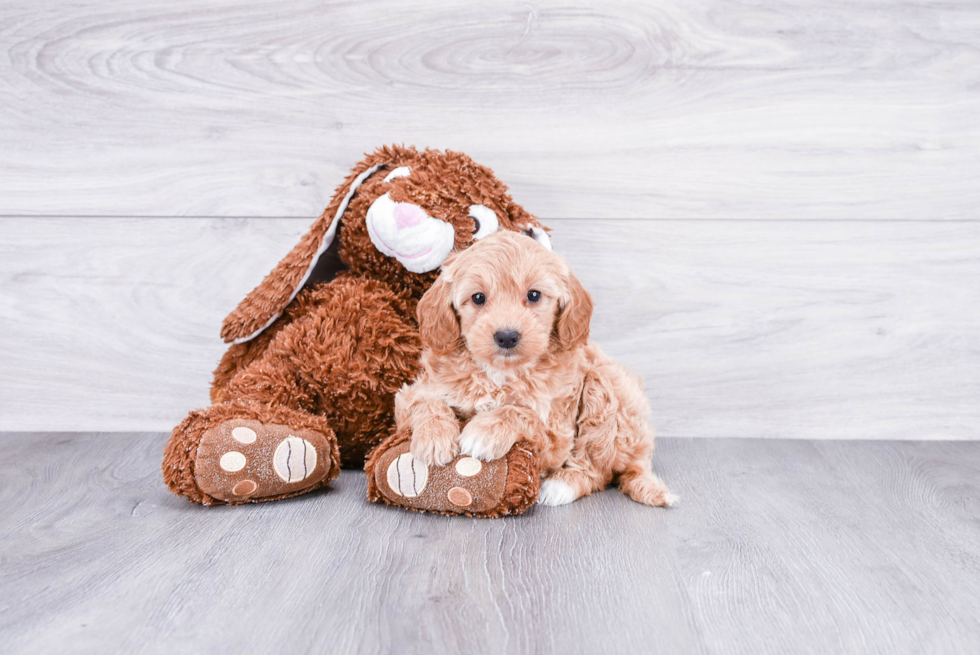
top-left (162, 145), bottom-right (551, 516)
top-left (365, 430), bottom-right (541, 518)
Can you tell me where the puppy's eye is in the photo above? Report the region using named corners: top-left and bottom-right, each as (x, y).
top-left (527, 290), bottom-right (542, 303)
top-left (468, 205), bottom-right (499, 240)
top-left (472, 293), bottom-right (487, 306)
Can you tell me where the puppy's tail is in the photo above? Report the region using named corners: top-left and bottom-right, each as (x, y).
top-left (618, 470), bottom-right (678, 507)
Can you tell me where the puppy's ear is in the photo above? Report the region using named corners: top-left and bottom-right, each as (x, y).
top-left (417, 276), bottom-right (460, 354)
top-left (556, 271), bottom-right (593, 351)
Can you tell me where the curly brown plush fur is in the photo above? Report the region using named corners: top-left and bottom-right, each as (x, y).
top-left (162, 145), bottom-right (549, 506)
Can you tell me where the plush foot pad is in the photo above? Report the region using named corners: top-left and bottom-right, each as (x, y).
top-left (369, 439), bottom-right (540, 517)
top-left (195, 419), bottom-right (332, 503)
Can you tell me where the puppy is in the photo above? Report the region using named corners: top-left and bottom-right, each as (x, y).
top-left (394, 230), bottom-right (676, 507)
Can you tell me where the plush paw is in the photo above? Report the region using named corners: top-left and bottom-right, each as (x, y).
top-left (409, 418), bottom-right (460, 466)
top-left (537, 478), bottom-right (578, 506)
top-left (371, 439), bottom-right (540, 517)
top-left (195, 419), bottom-right (332, 503)
top-left (459, 414), bottom-right (519, 462)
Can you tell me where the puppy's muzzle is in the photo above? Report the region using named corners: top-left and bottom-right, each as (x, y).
top-left (494, 330), bottom-right (521, 350)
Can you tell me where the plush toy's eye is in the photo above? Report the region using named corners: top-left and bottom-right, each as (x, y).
top-left (527, 290), bottom-right (542, 303)
top-left (517, 224), bottom-right (553, 251)
top-left (468, 205), bottom-right (499, 240)
top-left (472, 293), bottom-right (487, 306)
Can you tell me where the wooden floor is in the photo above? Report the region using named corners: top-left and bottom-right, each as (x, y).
top-left (3, 432), bottom-right (978, 654)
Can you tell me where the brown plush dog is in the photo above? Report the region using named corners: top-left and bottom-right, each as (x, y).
top-left (163, 145), bottom-right (551, 507)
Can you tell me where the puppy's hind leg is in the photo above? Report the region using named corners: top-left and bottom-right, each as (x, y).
top-left (618, 466), bottom-right (678, 507)
top-left (538, 465), bottom-right (606, 506)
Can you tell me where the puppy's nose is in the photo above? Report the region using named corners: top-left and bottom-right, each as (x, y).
top-left (494, 330), bottom-right (521, 350)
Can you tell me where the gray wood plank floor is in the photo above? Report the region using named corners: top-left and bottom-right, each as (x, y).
top-left (3, 432), bottom-right (978, 654)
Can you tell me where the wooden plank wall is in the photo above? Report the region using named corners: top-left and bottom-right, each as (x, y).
top-left (2, 0), bottom-right (978, 436)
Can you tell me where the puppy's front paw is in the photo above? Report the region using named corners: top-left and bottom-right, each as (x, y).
top-left (409, 420), bottom-right (460, 466)
top-left (458, 414), bottom-right (518, 462)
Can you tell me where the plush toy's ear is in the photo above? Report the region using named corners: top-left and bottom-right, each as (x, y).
top-left (556, 270), bottom-right (593, 351)
top-left (417, 275), bottom-right (460, 354)
top-left (220, 154), bottom-right (392, 344)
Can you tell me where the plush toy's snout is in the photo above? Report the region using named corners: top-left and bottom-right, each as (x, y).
top-left (366, 193), bottom-right (456, 273)
top-left (393, 202), bottom-right (426, 229)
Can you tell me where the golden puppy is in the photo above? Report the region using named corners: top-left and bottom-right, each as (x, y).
top-left (394, 230), bottom-right (676, 507)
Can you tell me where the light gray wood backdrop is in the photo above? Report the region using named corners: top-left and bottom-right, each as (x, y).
top-left (1, 0), bottom-right (978, 436)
